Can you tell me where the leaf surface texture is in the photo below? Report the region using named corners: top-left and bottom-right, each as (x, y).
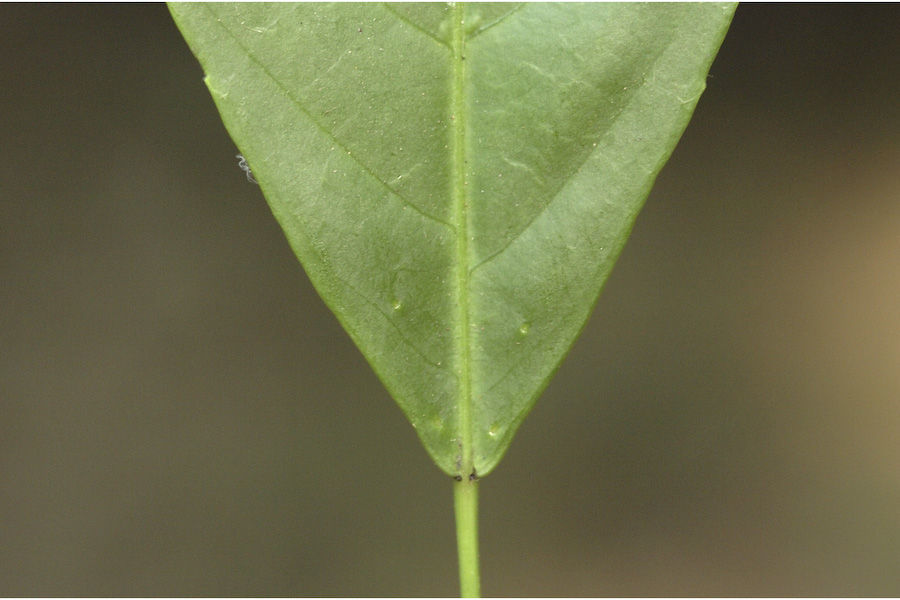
top-left (169, 2), bottom-right (735, 476)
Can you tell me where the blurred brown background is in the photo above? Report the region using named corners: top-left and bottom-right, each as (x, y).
top-left (1, 4), bottom-right (898, 596)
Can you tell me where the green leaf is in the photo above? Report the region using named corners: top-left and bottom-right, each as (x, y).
top-left (169, 3), bottom-right (735, 478)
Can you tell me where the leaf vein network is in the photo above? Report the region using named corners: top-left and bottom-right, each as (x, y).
top-left (466, 3), bottom-right (526, 41)
top-left (381, 4), bottom-right (451, 49)
top-left (468, 30), bottom-right (678, 275)
top-left (206, 5), bottom-right (454, 232)
top-left (332, 270), bottom-right (446, 370)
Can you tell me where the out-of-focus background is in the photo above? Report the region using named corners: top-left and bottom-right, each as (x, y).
top-left (1, 4), bottom-right (898, 596)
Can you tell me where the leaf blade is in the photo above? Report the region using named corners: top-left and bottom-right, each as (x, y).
top-left (169, 2), bottom-right (735, 477)
top-left (464, 3), bottom-right (736, 475)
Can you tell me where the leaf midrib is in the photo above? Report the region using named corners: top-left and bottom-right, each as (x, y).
top-left (451, 3), bottom-right (473, 478)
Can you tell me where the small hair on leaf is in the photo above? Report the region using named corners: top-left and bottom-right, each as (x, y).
top-left (236, 154), bottom-right (258, 184)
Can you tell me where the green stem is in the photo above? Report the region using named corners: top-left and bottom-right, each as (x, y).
top-left (453, 476), bottom-right (480, 598)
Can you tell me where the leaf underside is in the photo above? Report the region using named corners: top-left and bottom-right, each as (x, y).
top-left (169, 2), bottom-right (735, 477)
